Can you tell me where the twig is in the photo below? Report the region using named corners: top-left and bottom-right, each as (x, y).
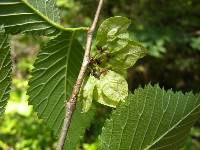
top-left (56, 0), bottom-right (104, 149)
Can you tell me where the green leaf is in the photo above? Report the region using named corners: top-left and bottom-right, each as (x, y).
top-left (96, 16), bottom-right (131, 48)
top-left (106, 41), bottom-right (147, 75)
top-left (82, 75), bottom-right (97, 113)
top-left (0, 29), bottom-right (11, 116)
top-left (99, 84), bottom-right (200, 150)
top-left (27, 32), bottom-right (93, 148)
top-left (95, 16), bottom-right (147, 76)
top-left (94, 70), bottom-right (128, 108)
top-left (0, 0), bottom-right (61, 35)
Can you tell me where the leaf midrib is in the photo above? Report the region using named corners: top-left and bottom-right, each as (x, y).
top-left (144, 94), bottom-right (200, 150)
top-left (20, 0), bottom-right (86, 32)
top-left (21, 0), bottom-right (63, 31)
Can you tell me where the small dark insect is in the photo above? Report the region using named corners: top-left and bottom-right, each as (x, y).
top-left (96, 59), bottom-right (102, 65)
top-left (89, 58), bottom-right (95, 65)
top-left (90, 57), bottom-right (102, 65)
top-left (96, 45), bottom-right (104, 53)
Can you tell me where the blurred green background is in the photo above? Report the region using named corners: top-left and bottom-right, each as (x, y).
top-left (0, 0), bottom-right (199, 149)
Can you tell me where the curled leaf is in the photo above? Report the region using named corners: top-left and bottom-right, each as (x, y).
top-left (94, 70), bottom-right (128, 107)
top-left (95, 16), bottom-right (147, 76)
top-left (106, 41), bottom-right (147, 75)
top-left (96, 16), bottom-right (131, 48)
top-left (82, 75), bottom-right (97, 113)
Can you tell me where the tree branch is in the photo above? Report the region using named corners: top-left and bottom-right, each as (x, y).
top-left (56, 0), bottom-right (104, 149)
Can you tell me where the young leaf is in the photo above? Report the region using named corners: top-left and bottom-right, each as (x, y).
top-left (106, 41), bottom-right (147, 75)
top-left (0, 0), bottom-right (61, 35)
top-left (96, 16), bottom-right (131, 47)
top-left (95, 16), bottom-right (147, 76)
top-left (94, 70), bottom-right (128, 108)
top-left (82, 75), bottom-right (97, 113)
top-left (0, 29), bottom-right (11, 116)
top-left (27, 32), bottom-right (92, 148)
top-left (99, 85), bottom-right (200, 150)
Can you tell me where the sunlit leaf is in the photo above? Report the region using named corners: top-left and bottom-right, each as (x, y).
top-left (96, 16), bottom-right (131, 48)
top-left (82, 75), bottom-right (97, 113)
top-left (95, 16), bottom-right (147, 76)
top-left (94, 70), bottom-right (128, 108)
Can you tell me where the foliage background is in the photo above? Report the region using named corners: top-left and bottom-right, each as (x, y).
top-left (0, 0), bottom-right (199, 149)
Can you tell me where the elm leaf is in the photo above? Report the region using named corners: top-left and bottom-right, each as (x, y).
top-left (27, 32), bottom-right (94, 149)
top-left (82, 75), bottom-right (97, 113)
top-left (95, 16), bottom-right (147, 76)
top-left (94, 70), bottom-right (128, 107)
top-left (99, 85), bottom-right (200, 150)
top-left (0, 0), bottom-right (61, 35)
top-left (0, 28), bottom-right (11, 116)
